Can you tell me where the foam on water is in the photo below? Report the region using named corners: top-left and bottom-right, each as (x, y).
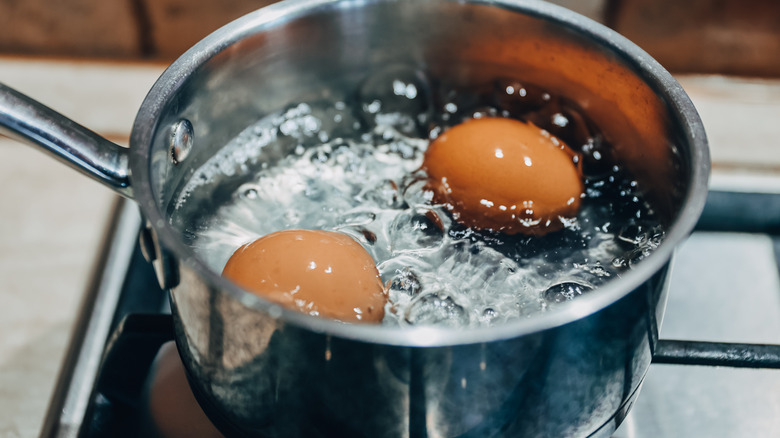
top-left (172, 68), bottom-right (664, 328)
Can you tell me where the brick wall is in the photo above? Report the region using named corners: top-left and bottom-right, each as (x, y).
top-left (0, 0), bottom-right (778, 77)
top-left (608, 0), bottom-right (780, 77)
top-left (0, 0), bottom-right (275, 59)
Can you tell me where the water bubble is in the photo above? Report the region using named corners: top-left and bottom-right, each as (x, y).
top-left (373, 129), bottom-right (426, 162)
top-left (543, 281), bottom-right (594, 303)
top-left (366, 100), bottom-right (381, 114)
top-left (626, 249), bottom-right (650, 268)
top-left (400, 172), bottom-right (435, 207)
top-left (333, 225), bottom-right (380, 256)
top-left (389, 209), bottom-right (445, 253)
top-left (405, 292), bottom-right (469, 327)
top-left (176, 80), bottom-right (665, 330)
top-left (362, 179), bottom-right (406, 209)
top-left (618, 223), bottom-right (648, 245)
top-left (428, 125), bottom-right (444, 141)
top-left (387, 266), bottom-right (422, 298)
top-left (374, 114), bottom-right (418, 138)
top-left (358, 65), bottom-right (432, 136)
top-left (625, 227), bottom-right (664, 268)
top-left (275, 104), bottom-right (322, 142)
top-left (338, 211), bottom-right (377, 227)
top-left (493, 79), bottom-right (549, 115)
top-left (304, 101), bottom-right (364, 141)
top-left (283, 210), bottom-right (302, 226)
top-left (440, 79), bottom-right (506, 120)
top-left (303, 179), bottom-right (325, 201)
top-left (471, 106), bottom-right (500, 119)
top-left (238, 183), bottom-right (260, 200)
top-left (552, 113), bottom-right (569, 127)
top-left (573, 262), bottom-right (613, 278)
top-left (361, 228), bottom-right (378, 244)
top-left (309, 149), bottom-right (331, 164)
top-left (579, 137), bottom-right (614, 177)
top-left (480, 307), bottom-right (499, 324)
top-left (331, 141), bottom-right (366, 173)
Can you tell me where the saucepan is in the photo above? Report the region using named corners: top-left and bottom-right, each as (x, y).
top-left (0, 0), bottom-right (710, 436)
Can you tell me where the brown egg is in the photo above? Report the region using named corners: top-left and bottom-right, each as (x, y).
top-left (222, 229), bottom-right (386, 323)
top-left (147, 342), bottom-right (225, 438)
top-left (423, 117), bottom-right (583, 235)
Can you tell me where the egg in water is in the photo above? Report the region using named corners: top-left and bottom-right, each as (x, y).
top-left (222, 229), bottom-right (386, 323)
top-left (423, 117), bottom-right (584, 235)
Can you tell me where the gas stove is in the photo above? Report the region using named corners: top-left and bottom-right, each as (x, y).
top-left (39, 189), bottom-right (780, 438)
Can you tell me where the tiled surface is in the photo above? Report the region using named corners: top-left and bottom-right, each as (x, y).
top-left (0, 55), bottom-right (778, 437)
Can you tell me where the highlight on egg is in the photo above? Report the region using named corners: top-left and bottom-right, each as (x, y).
top-left (222, 229), bottom-right (386, 323)
top-left (422, 117), bottom-right (584, 235)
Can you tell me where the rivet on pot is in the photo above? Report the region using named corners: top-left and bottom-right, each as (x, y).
top-left (170, 119), bottom-right (193, 165)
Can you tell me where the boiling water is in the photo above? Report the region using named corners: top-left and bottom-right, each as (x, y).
top-left (172, 67), bottom-right (664, 328)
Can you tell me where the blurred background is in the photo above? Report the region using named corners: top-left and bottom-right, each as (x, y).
top-left (0, 0), bottom-right (778, 76)
top-left (0, 1), bottom-right (778, 437)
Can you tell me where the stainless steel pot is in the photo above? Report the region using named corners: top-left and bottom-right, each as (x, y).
top-left (0, 0), bottom-right (709, 436)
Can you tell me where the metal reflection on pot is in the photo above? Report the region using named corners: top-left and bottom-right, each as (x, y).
top-left (0, 0), bottom-right (710, 436)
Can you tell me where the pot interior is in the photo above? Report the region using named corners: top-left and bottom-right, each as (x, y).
top-left (135, 0), bottom-right (706, 337)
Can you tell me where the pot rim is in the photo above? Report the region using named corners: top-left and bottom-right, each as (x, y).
top-left (130, 0), bottom-right (710, 347)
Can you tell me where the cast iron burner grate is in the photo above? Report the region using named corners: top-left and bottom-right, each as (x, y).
top-left (40, 190), bottom-right (780, 438)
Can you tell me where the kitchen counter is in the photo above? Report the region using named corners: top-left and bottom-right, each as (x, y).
top-left (0, 57), bottom-right (164, 438)
top-left (0, 56), bottom-right (778, 438)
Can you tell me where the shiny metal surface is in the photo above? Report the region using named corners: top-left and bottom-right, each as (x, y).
top-left (172, 271), bottom-right (665, 437)
top-left (0, 83), bottom-right (132, 198)
top-left (0, 0), bottom-right (709, 345)
top-left (135, 0), bottom-right (709, 345)
top-left (0, 0), bottom-right (711, 436)
top-left (136, 0), bottom-right (706, 436)
top-left (615, 231), bottom-right (780, 437)
top-left (654, 339), bottom-right (780, 368)
top-left (41, 193), bottom-right (780, 437)
top-left (39, 200), bottom-right (141, 438)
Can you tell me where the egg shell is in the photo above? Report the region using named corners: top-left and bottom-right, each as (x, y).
top-left (423, 117), bottom-right (584, 235)
top-left (222, 229), bottom-right (386, 323)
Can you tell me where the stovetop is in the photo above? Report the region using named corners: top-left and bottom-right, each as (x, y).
top-left (39, 189), bottom-right (780, 438)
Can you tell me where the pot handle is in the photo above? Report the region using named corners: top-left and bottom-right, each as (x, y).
top-left (0, 82), bottom-right (133, 198)
top-left (653, 339), bottom-right (780, 369)
top-left (651, 190), bottom-right (780, 369)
